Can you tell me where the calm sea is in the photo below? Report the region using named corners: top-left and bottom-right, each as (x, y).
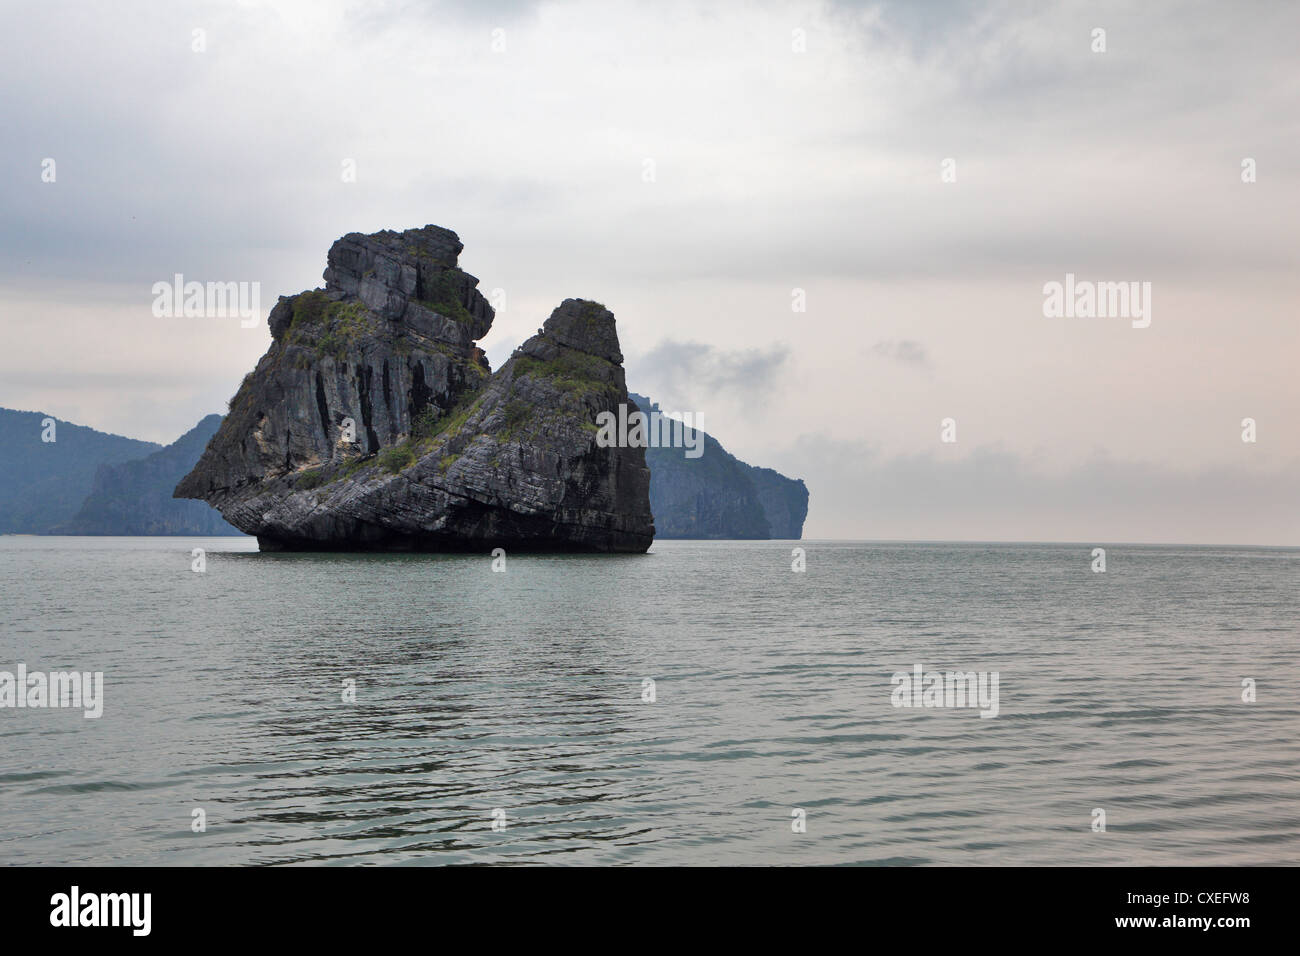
top-left (1, 536), bottom-right (1296, 865)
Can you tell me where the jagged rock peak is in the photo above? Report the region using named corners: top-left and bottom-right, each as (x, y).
top-left (537, 298), bottom-right (625, 364)
top-left (268, 224), bottom-right (494, 342)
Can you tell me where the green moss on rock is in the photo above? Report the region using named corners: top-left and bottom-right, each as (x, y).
top-left (511, 352), bottom-right (620, 400)
top-left (416, 270), bottom-right (476, 326)
top-left (378, 444), bottom-right (417, 473)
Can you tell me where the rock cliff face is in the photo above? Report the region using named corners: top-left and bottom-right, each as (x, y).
top-left (175, 225), bottom-right (654, 552)
top-left (746, 465), bottom-right (810, 539)
top-left (629, 393), bottom-right (808, 539)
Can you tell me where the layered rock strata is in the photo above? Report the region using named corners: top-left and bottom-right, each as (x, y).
top-left (176, 225), bottom-right (654, 552)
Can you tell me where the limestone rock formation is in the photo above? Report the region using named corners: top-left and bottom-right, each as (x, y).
top-left (629, 393), bottom-right (808, 539)
top-left (175, 225), bottom-right (654, 552)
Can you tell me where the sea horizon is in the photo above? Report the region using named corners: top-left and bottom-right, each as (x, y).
top-left (6, 533), bottom-right (1298, 550)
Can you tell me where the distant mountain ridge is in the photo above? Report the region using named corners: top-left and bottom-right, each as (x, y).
top-left (629, 393), bottom-right (808, 539)
top-left (0, 397), bottom-right (805, 539)
top-left (0, 408), bottom-right (161, 533)
top-left (0, 407), bottom-right (240, 536)
top-left (58, 415), bottom-right (241, 535)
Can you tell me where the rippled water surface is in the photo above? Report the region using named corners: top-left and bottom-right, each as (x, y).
top-left (1, 536), bottom-right (1296, 865)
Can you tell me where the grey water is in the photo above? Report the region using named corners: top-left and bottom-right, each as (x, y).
top-left (0, 535), bottom-right (1296, 866)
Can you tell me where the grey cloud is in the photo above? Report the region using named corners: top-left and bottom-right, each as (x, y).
top-left (2, 0), bottom-right (1298, 289)
top-left (629, 340), bottom-right (791, 410)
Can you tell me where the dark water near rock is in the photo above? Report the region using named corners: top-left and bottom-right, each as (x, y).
top-left (1, 536), bottom-right (1296, 865)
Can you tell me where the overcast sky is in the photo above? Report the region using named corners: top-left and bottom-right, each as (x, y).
top-left (2, 0), bottom-right (1296, 543)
